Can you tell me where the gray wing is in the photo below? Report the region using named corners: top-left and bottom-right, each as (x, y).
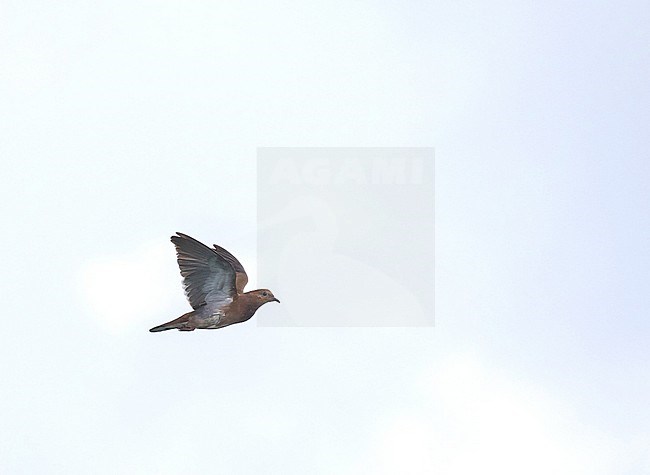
top-left (213, 244), bottom-right (248, 293)
top-left (171, 233), bottom-right (237, 310)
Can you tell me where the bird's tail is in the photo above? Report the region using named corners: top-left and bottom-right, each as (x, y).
top-left (149, 322), bottom-right (177, 332)
top-left (149, 312), bottom-right (193, 332)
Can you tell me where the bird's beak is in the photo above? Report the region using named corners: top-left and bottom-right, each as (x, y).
top-left (272, 297), bottom-right (280, 303)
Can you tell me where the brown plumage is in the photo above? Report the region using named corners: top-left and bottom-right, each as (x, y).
top-left (149, 233), bottom-right (279, 332)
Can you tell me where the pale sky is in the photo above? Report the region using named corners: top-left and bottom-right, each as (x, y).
top-left (1, 1), bottom-right (649, 474)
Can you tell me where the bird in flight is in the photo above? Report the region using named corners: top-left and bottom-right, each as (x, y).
top-left (150, 233), bottom-right (279, 332)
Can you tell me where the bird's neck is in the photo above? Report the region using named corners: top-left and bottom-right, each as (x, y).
top-left (235, 293), bottom-right (264, 318)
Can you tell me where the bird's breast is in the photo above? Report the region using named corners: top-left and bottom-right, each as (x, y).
top-left (223, 296), bottom-right (259, 322)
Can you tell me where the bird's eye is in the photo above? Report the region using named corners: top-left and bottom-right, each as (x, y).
top-left (262, 292), bottom-right (268, 297)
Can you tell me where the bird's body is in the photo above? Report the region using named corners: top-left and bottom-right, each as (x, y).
top-left (149, 233), bottom-right (279, 332)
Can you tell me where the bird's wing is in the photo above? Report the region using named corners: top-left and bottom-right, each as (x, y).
top-left (213, 243), bottom-right (249, 293)
top-left (171, 233), bottom-right (237, 310)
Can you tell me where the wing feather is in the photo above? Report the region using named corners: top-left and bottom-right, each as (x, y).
top-left (171, 233), bottom-right (237, 310)
top-left (213, 243), bottom-right (249, 293)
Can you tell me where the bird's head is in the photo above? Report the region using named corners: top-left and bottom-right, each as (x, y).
top-left (252, 289), bottom-right (280, 304)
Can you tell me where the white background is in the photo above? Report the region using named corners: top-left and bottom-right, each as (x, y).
top-left (1, 1), bottom-right (649, 473)
top-left (257, 148), bottom-right (435, 327)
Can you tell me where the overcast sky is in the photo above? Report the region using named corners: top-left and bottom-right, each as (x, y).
top-left (1, 1), bottom-right (649, 474)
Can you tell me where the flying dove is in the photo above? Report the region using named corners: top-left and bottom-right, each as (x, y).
top-left (149, 233), bottom-right (279, 332)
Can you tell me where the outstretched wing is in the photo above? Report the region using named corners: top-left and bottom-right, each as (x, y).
top-left (171, 233), bottom-right (237, 310)
top-left (213, 243), bottom-right (249, 293)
